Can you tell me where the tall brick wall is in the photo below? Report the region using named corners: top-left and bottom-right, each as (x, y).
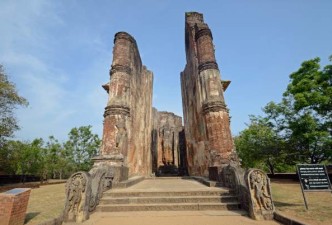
top-left (151, 110), bottom-right (185, 174)
top-left (181, 12), bottom-right (234, 177)
top-left (100, 32), bottom-right (153, 177)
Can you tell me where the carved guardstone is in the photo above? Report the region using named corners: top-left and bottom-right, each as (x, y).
top-left (63, 165), bottom-right (114, 223)
top-left (246, 169), bottom-right (275, 220)
top-left (64, 172), bottom-right (91, 223)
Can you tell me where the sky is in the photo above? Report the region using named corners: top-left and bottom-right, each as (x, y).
top-left (0, 0), bottom-right (331, 142)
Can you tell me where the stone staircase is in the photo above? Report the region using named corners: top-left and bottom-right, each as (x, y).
top-left (96, 178), bottom-right (245, 213)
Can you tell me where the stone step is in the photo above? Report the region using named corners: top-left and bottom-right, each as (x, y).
top-left (96, 202), bottom-right (241, 212)
top-left (104, 190), bottom-right (231, 198)
top-left (101, 195), bottom-right (238, 204)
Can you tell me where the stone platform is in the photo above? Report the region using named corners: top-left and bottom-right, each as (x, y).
top-left (69, 177), bottom-right (279, 225)
top-left (97, 177), bottom-right (241, 212)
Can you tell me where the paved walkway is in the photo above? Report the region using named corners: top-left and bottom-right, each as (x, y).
top-left (80, 178), bottom-right (280, 225)
top-left (82, 211), bottom-right (280, 225)
top-left (109, 177), bottom-right (224, 192)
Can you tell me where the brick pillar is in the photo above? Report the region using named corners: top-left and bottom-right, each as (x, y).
top-left (195, 27), bottom-right (234, 168)
top-left (93, 32), bottom-right (134, 182)
top-left (100, 32), bottom-right (132, 159)
top-left (0, 188), bottom-right (31, 225)
top-left (202, 101), bottom-right (233, 164)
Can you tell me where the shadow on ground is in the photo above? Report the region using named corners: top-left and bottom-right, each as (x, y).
top-left (25, 212), bottom-right (40, 224)
top-left (273, 201), bottom-right (303, 207)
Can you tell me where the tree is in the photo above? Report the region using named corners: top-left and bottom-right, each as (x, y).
top-left (1, 136), bottom-right (76, 180)
top-left (265, 57), bottom-right (332, 164)
top-left (44, 136), bottom-right (74, 179)
top-left (0, 65), bottom-right (28, 143)
top-left (1, 139), bottom-right (44, 181)
top-left (281, 57), bottom-right (332, 164)
top-left (0, 140), bottom-right (21, 175)
top-left (235, 116), bottom-right (288, 174)
top-left (64, 125), bottom-right (101, 171)
top-left (235, 56), bottom-right (332, 171)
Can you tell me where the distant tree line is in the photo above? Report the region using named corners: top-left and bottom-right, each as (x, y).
top-left (0, 126), bottom-right (101, 180)
top-left (0, 64), bottom-right (101, 180)
top-left (235, 56), bottom-right (332, 174)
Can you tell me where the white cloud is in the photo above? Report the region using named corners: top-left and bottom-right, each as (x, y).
top-left (0, 1), bottom-right (107, 141)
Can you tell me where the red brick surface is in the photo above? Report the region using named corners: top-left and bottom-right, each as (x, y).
top-left (197, 34), bottom-right (216, 65)
top-left (181, 12), bottom-right (234, 176)
top-left (204, 111), bottom-right (233, 156)
top-left (0, 188), bottom-right (31, 225)
top-left (100, 32), bottom-right (153, 177)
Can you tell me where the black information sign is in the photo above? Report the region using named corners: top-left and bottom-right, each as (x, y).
top-left (297, 164), bottom-right (331, 191)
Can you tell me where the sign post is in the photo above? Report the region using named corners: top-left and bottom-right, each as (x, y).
top-left (297, 164), bottom-right (332, 210)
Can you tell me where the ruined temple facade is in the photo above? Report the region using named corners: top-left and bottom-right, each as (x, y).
top-left (181, 12), bottom-right (235, 177)
top-left (64, 13), bottom-right (275, 223)
top-left (95, 12), bottom-right (235, 180)
top-left (95, 32), bottom-right (185, 179)
top-left (94, 32), bottom-right (154, 179)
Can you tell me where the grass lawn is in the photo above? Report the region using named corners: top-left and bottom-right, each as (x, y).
top-left (25, 183), bottom-right (66, 225)
top-left (271, 180), bottom-right (332, 225)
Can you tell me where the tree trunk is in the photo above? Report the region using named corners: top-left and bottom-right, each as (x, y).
top-left (267, 158), bottom-right (275, 175)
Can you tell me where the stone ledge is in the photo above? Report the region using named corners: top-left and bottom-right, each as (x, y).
top-left (274, 211), bottom-right (308, 225)
top-left (195, 28), bottom-right (213, 41)
top-left (104, 104), bottom-right (130, 117)
top-left (202, 99), bottom-right (227, 114)
top-left (190, 176), bottom-right (222, 187)
top-left (198, 61), bottom-right (219, 73)
top-left (112, 176), bottom-right (145, 189)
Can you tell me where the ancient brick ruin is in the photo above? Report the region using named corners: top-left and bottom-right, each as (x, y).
top-left (92, 32), bottom-right (188, 180)
top-left (151, 109), bottom-right (187, 176)
top-left (64, 12), bottom-right (274, 223)
top-left (181, 12), bottom-right (236, 177)
top-left (94, 13), bottom-right (236, 180)
top-left (93, 32), bottom-right (154, 180)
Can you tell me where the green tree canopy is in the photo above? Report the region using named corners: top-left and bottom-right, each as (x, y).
top-left (1, 139), bottom-right (43, 177)
top-left (235, 56), bottom-right (332, 171)
top-left (64, 125), bottom-right (101, 171)
top-left (281, 56), bottom-right (332, 164)
top-left (0, 65), bottom-right (28, 143)
top-left (235, 116), bottom-right (289, 174)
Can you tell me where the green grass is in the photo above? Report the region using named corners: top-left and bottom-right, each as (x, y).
top-left (271, 180), bottom-right (332, 225)
top-left (25, 183), bottom-right (66, 225)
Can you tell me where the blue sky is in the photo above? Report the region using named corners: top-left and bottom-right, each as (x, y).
top-left (1, 0), bottom-right (331, 141)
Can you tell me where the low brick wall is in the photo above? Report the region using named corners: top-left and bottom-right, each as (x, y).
top-left (0, 188), bottom-right (31, 225)
top-left (0, 175), bottom-right (41, 185)
top-left (0, 180), bottom-right (66, 193)
top-left (0, 183), bottom-right (39, 193)
top-left (268, 172), bottom-right (332, 182)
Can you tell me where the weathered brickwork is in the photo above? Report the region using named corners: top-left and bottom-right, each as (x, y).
top-left (0, 188), bottom-right (31, 225)
top-left (97, 32), bottom-right (153, 177)
top-left (151, 109), bottom-right (186, 175)
top-left (181, 12), bottom-right (234, 176)
top-left (62, 13), bottom-right (274, 222)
